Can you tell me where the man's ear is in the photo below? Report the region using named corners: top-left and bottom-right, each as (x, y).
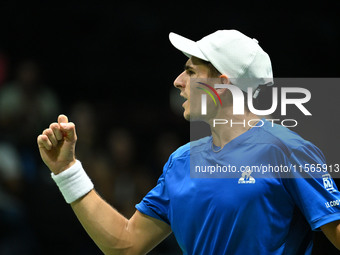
top-left (215, 74), bottom-right (230, 96)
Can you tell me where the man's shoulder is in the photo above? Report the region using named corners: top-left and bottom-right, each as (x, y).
top-left (258, 120), bottom-right (321, 158)
top-left (170, 136), bottom-right (211, 160)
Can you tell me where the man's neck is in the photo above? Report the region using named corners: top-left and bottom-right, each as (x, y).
top-left (208, 112), bottom-right (260, 148)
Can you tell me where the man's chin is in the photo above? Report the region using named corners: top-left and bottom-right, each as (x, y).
top-left (184, 112), bottom-right (205, 122)
top-left (183, 112), bottom-right (190, 121)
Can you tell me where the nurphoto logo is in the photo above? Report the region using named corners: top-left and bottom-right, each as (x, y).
top-left (194, 78), bottom-right (312, 128)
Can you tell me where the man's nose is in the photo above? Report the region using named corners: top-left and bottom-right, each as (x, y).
top-left (173, 71), bottom-right (186, 89)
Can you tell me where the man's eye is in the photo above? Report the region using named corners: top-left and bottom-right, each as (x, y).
top-left (186, 70), bottom-right (195, 76)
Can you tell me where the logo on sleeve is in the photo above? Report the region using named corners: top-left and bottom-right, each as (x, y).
top-left (322, 174), bottom-right (336, 193)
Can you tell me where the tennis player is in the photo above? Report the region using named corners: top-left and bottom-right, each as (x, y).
top-left (37, 30), bottom-right (340, 254)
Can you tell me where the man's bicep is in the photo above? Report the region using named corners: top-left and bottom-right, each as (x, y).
top-left (127, 210), bottom-right (172, 255)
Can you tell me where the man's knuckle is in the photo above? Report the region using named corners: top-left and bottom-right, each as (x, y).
top-left (43, 129), bottom-right (50, 135)
top-left (49, 122), bottom-right (58, 129)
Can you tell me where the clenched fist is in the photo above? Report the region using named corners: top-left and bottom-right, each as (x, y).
top-left (37, 114), bottom-right (77, 175)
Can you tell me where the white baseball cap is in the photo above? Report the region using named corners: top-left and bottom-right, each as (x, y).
top-left (169, 29), bottom-right (273, 93)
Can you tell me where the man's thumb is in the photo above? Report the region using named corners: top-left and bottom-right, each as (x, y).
top-left (60, 122), bottom-right (77, 141)
top-left (58, 115), bottom-right (77, 141)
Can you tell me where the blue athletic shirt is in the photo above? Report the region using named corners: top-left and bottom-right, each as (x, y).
top-left (136, 119), bottom-right (340, 254)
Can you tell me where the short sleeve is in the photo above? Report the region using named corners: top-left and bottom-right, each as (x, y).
top-left (283, 143), bottom-right (340, 230)
top-left (135, 158), bottom-right (171, 225)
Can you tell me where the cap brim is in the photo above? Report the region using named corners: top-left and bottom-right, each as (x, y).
top-left (169, 32), bottom-right (208, 61)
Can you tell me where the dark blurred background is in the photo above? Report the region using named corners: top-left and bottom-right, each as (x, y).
top-left (0, 1), bottom-right (339, 254)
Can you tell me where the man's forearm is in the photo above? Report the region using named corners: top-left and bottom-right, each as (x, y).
top-left (71, 189), bottom-right (133, 255)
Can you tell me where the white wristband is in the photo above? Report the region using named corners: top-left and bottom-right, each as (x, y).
top-left (51, 160), bottom-right (94, 204)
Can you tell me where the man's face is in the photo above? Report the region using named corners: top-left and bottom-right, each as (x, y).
top-left (173, 57), bottom-right (211, 120)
